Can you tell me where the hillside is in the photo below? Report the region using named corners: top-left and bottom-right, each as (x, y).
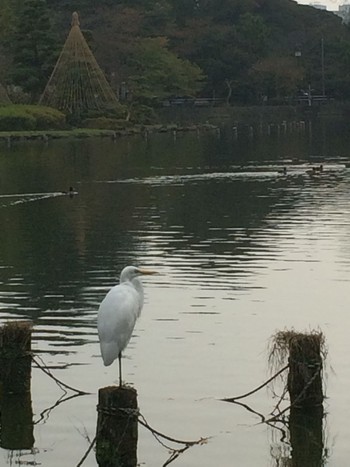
top-left (2, 0), bottom-right (350, 105)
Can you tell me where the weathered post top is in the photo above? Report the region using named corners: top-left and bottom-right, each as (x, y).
top-left (72, 11), bottom-right (80, 27)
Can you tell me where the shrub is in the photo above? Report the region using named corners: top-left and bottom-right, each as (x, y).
top-left (0, 112), bottom-right (36, 131)
top-left (0, 105), bottom-right (66, 131)
top-left (21, 105), bottom-right (66, 129)
top-left (128, 104), bottom-right (158, 124)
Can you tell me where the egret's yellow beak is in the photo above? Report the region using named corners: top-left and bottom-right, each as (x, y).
top-left (138, 268), bottom-right (157, 275)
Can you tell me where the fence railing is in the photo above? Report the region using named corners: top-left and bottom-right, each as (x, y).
top-left (162, 97), bottom-right (226, 107)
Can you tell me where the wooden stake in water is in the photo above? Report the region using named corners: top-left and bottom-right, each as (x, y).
top-left (269, 330), bottom-right (325, 408)
top-left (287, 333), bottom-right (323, 407)
top-left (0, 321), bottom-right (32, 394)
top-left (0, 321), bottom-right (34, 449)
top-left (96, 386), bottom-right (138, 467)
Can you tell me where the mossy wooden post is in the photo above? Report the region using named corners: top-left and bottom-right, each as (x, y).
top-left (289, 406), bottom-right (324, 466)
top-left (0, 321), bottom-right (34, 449)
top-left (287, 334), bottom-right (323, 408)
top-left (0, 321), bottom-right (32, 394)
top-left (96, 386), bottom-right (138, 467)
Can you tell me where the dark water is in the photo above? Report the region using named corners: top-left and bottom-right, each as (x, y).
top-left (0, 119), bottom-right (350, 466)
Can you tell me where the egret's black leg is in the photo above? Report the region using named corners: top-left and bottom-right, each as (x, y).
top-left (118, 352), bottom-right (122, 386)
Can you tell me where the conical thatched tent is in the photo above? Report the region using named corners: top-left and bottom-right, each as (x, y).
top-left (0, 82), bottom-right (11, 105)
top-left (39, 12), bottom-right (118, 114)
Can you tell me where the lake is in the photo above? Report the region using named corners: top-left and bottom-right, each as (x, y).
top-left (0, 116), bottom-right (349, 466)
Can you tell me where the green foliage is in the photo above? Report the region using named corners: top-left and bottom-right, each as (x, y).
top-left (251, 56), bottom-right (305, 98)
top-left (0, 0), bottom-right (15, 42)
top-left (127, 104), bottom-right (158, 124)
top-left (82, 117), bottom-right (132, 129)
top-left (0, 105), bottom-right (66, 130)
top-left (142, 0), bottom-right (174, 33)
top-left (2, 0), bottom-right (350, 108)
top-left (83, 106), bottom-right (128, 120)
top-left (236, 13), bottom-right (270, 55)
top-left (9, 0), bottom-right (58, 101)
top-left (129, 37), bottom-right (205, 102)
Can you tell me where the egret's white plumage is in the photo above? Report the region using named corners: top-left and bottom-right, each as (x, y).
top-left (97, 265), bottom-right (155, 385)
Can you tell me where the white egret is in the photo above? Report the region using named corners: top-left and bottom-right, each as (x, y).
top-left (97, 265), bottom-right (156, 385)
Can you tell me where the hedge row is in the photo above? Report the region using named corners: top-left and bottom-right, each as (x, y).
top-left (0, 105), bottom-right (66, 131)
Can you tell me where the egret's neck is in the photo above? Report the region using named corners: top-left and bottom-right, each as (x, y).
top-left (130, 277), bottom-right (144, 316)
top-left (131, 277), bottom-right (144, 301)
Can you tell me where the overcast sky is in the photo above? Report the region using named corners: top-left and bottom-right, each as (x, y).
top-left (297, 0), bottom-right (347, 10)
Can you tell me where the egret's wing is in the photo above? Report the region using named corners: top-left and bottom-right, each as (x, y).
top-left (97, 283), bottom-right (140, 366)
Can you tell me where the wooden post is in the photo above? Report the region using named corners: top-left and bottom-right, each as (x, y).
top-left (0, 321), bottom-right (32, 394)
top-left (287, 334), bottom-right (323, 408)
top-left (96, 386), bottom-right (138, 467)
top-left (0, 321), bottom-right (34, 449)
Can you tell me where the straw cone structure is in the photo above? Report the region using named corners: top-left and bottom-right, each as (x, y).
top-left (0, 82), bottom-right (11, 104)
top-left (39, 12), bottom-right (118, 114)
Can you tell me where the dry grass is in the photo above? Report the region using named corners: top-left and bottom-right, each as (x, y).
top-left (268, 329), bottom-right (327, 374)
top-left (267, 329), bottom-right (327, 408)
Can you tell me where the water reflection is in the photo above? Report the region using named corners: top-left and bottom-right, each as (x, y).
top-left (270, 407), bottom-right (327, 467)
top-left (0, 120), bottom-right (349, 465)
top-left (0, 393), bottom-right (34, 450)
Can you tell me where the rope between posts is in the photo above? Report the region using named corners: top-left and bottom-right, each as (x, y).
top-left (222, 364), bottom-right (289, 402)
top-left (138, 413), bottom-right (208, 447)
top-left (96, 405), bottom-right (140, 417)
top-left (95, 405), bottom-right (207, 447)
top-left (32, 354), bottom-right (90, 395)
top-left (223, 362), bottom-right (323, 427)
top-left (75, 409), bottom-right (207, 467)
top-left (265, 363), bottom-right (322, 423)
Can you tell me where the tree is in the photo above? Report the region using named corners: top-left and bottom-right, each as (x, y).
top-left (235, 13), bottom-right (270, 55)
top-left (0, 0), bottom-right (17, 43)
top-left (9, 0), bottom-right (58, 101)
top-left (251, 56), bottom-right (304, 99)
top-left (4, 0), bottom-right (350, 105)
top-left (128, 37), bottom-right (205, 101)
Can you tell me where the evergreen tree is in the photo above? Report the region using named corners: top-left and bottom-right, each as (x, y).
top-left (10, 0), bottom-right (58, 101)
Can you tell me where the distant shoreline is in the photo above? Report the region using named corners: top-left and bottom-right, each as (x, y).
top-left (0, 123), bottom-right (220, 143)
top-left (0, 102), bottom-right (346, 143)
